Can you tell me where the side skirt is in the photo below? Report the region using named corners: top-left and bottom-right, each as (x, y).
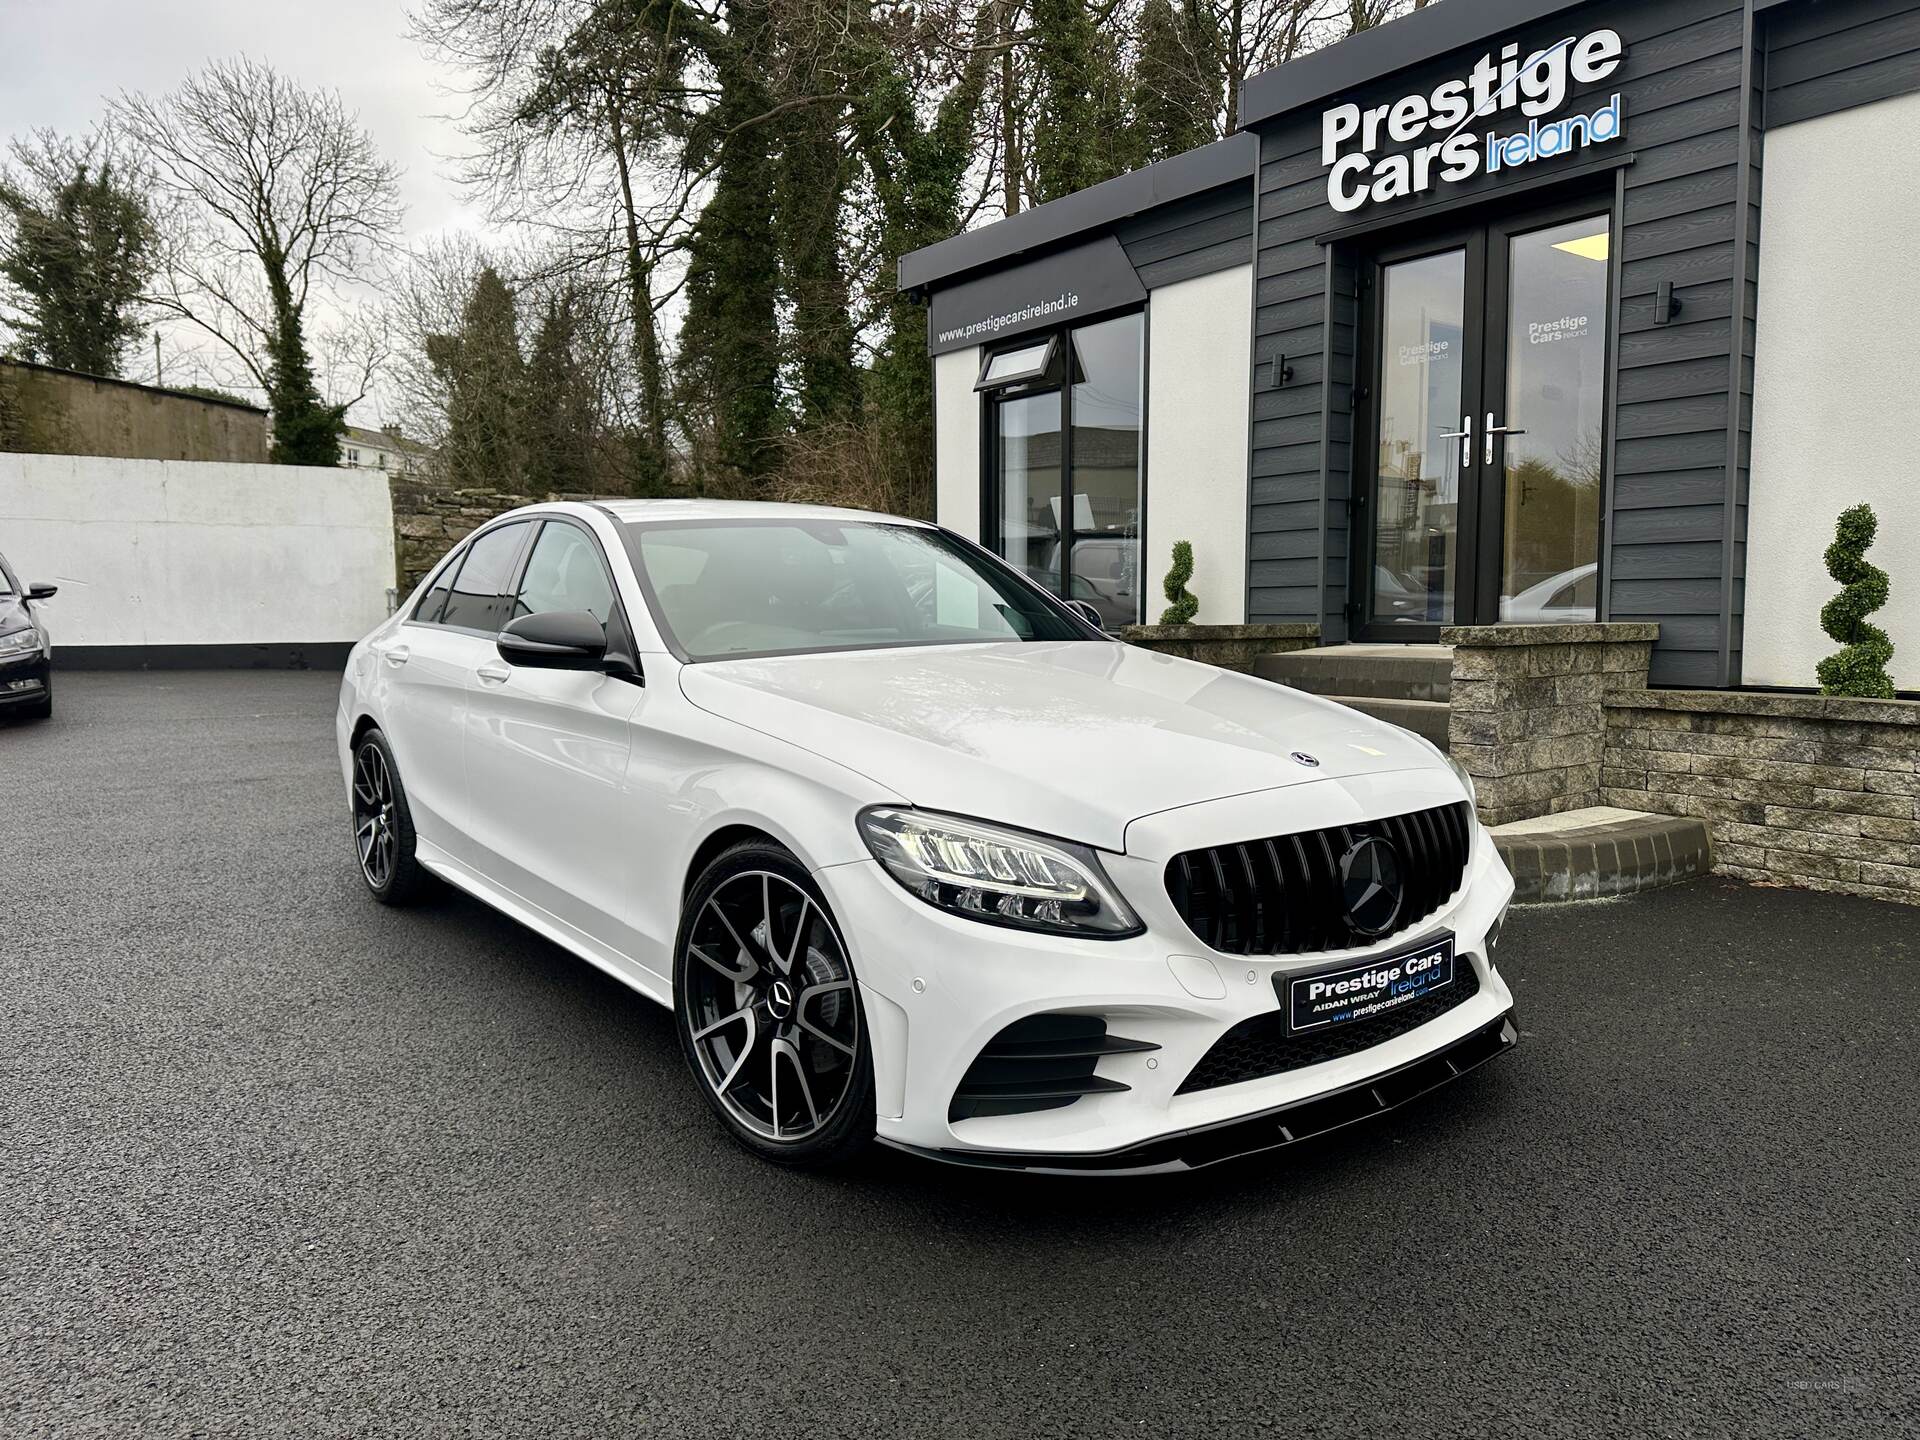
top-left (416, 840), bottom-right (675, 1010)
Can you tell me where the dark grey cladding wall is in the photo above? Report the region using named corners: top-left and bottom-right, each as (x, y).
top-left (1247, 0), bottom-right (1761, 686)
top-left (1763, 0), bottom-right (1920, 126)
top-left (1113, 182), bottom-right (1256, 290)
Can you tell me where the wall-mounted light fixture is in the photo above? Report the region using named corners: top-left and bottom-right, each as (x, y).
top-left (1654, 280), bottom-right (1683, 327)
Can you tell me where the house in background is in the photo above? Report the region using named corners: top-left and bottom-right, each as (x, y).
top-left (342, 424), bottom-right (435, 478)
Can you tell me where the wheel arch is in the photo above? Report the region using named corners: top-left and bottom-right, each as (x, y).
top-left (681, 823), bottom-right (787, 903)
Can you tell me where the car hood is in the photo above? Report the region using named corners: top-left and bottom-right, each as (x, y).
top-left (677, 641), bottom-right (1441, 852)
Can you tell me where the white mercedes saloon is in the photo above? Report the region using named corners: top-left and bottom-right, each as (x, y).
top-left (336, 500), bottom-right (1517, 1174)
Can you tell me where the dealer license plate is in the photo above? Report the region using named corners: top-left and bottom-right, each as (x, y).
top-left (1280, 935), bottom-right (1455, 1034)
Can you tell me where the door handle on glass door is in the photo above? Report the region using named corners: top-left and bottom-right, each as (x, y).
top-left (1485, 414), bottom-right (1527, 465)
top-left (476, 662), bottom-right (511, 684)
top-left (1438, 413), bottom-right (1472, 468)
top-left (384, 646), bottom-right (411, 667)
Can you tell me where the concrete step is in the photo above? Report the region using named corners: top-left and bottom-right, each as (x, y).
top-left (1253, 644), bottom-right (1454, 703)
top-left (1320, 695), bottom-right (1452, 748)
top-left (1490, 807), bottom-right (1714, 904)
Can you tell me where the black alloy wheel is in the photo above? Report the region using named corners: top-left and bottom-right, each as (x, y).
top-left (350, 728), bottom-right (427, 904)
top-left (675, 843), bottom-right (872, 1166)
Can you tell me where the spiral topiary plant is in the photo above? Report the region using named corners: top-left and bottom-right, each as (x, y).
top-left (1160, 539), bottom-right (1199, 625)
top-left (1816, 503), bottom-right (1897, 699)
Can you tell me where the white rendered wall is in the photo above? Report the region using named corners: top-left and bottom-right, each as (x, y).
top-left (933, 346), bottom-right (982, 538)
top-left (1746, 93), bottom-right (1920, 691)
top-left (1144, 265), bottom-right (1251, 625)
top-left (0, 455), bottom-right (396, 647)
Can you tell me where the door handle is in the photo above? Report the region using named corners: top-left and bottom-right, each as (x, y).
top-left (383, 646), bottom-right (411, 667)
top-left (1437, 413), bottom-right (1472, 468)
top-left (476, 662), bottom-right (511, 684)
top-left (1485, 413), bottom-right (1528, 465)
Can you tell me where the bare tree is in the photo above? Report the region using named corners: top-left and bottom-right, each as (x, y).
top-left (113, 57), bottom-right (403, 464)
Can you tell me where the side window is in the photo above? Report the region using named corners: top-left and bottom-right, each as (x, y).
top-left (511, 522), bottom-right (617, 625)
top-left (439, 521), bottom-right (531, 632)
top-left (414, 544), bottom-right (466, 624)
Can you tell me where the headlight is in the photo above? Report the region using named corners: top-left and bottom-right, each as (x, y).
top-left (1445, 754), bottom-right (1478, 808)
top-left (0, 627), bottom-right (38, 657)
top-left (858, 807), bottom-right (1143, 938)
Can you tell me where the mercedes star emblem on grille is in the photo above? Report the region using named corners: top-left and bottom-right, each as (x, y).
top-left (1291, 751), bottom-right (1321, 768)
top-left (1339, 836), bottom-right (1405, 938)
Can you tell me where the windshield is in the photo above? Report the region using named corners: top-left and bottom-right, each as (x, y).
top-left (627, 520), bottom-right (1094, 661)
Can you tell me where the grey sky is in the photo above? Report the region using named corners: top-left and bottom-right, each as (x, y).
top-left (1, 0), bottom-right (481, 414)
top-left (1, 0), bottom-right (475, 238)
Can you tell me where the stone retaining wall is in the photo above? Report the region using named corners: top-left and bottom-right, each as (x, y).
top-left (1602, 690), bottom-right (1920, 906)
top-left (1443, 623), bottom-right (1660, 827)
top-left (389, 482), bottom-right (594, 592)
top-left (1120, 623), bottom-right (1319, 672)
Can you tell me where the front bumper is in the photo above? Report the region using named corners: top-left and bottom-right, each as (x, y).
top-left (0, 645), bottom-right (50, 705)
top-left (881, 1011), bottom-right (1517, 1175)
top-left (814, 772), bottom-right (1517, 1166)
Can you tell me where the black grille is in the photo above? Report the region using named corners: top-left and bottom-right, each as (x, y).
top-left (1176, 957), bottom-right (1482, 1094)
top-left (1164, 801), bottom-right (1474, 956)
top-left (949, 1014), bottom-right (1158, 1123)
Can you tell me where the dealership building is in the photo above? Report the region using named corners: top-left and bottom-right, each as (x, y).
top-left (900, 0), bottom-right (1920, 694)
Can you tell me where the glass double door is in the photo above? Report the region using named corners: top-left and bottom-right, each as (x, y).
top-left (1360, 200), bottom-right (1610, 634)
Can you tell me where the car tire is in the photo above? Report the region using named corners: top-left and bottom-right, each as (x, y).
top-left (674, 841), bottom-right (874, 1169)
top-left (349, 727), bottom-right (429, 905)
top-left (22, 675), bottom-right (50, 720)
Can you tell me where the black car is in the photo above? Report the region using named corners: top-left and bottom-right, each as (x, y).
top-left (0, 549), bottom-right (56, 721)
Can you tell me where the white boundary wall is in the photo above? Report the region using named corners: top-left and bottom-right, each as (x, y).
top-left (1746, 93), bottom-right (1920, 691)
top-left (0, 455), bottom-right (395, 648)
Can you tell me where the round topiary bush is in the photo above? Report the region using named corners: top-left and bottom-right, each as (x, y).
top-left (1816, 503), bottom-right (1897, 699)
top-left (1160, 539), bottom-right (1199, 625)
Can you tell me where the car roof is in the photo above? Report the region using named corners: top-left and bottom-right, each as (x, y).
top-left (579, 498), bottom-right (935, 528)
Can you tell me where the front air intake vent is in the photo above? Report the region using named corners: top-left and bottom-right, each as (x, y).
top-left (1164, 801), bottom-right (1474, 957)
top-left (1176, 960), bottom-right (1482, 1094)
top-left (948, 1013), bottom-right (1157, 1123)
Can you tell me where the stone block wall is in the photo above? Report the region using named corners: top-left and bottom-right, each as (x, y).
top-left (1602, 690), bottom-right (1920, 906)
top-left (1121, 623), bottom-right (1319, 672)
top-left (389, 482), bottom-right (595, 593)
top-left (1443, 623), bottom-right (1660, 827)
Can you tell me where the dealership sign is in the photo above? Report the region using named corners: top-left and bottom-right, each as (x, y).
top-left (1321, 29), bottom-right (1627, 214)
top-left (927, 235), bottom-right (1146, 355)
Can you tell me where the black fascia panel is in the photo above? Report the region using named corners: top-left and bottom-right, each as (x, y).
top-left (897, 133), bottom-right (1254, 294)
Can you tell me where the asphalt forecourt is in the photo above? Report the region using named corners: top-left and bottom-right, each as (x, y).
top-left (3, 672), bottom-right (1912, 1436)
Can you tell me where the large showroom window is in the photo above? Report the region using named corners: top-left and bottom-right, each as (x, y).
top-left (978, 311), bottom-right (1144, 628)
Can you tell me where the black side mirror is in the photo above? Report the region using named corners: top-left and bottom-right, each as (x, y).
top-left (1065, 599), bottom-right (1105, 629)
top-left (26, 583), bottom-right (56, 601)
top-left (497, 610), bottom-right (608, 671)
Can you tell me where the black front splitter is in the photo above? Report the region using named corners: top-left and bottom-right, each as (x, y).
top-left (880, 1011), bottom-right (1518, 1177)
